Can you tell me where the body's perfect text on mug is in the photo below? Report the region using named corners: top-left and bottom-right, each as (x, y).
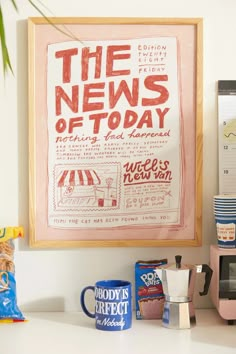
top-left (95, 288), bottom-right (129, 316)
top-left (80, 280), bottom-right (132, 330)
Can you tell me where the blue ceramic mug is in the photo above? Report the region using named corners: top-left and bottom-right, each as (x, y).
top-left (80, 279), bottom-right (132, 331)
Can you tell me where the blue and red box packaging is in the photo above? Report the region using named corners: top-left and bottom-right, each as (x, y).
top-left (135, 259), bottom-right (167, 320)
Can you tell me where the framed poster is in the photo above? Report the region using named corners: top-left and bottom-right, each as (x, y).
top-left (28, 17), bottom-right (203, 248)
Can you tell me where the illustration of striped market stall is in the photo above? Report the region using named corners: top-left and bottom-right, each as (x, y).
top-left (57, 169), bottom-right (117, 208)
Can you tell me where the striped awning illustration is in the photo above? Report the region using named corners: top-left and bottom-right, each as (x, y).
top-left (57, 169), bottom-right (101, 187)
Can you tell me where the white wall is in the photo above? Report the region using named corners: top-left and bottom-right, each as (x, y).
top-left (0, 0), bottom-right (233, 312)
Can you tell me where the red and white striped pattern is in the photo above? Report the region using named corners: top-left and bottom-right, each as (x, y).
top-left (58, 170), bottom-right (101, 187)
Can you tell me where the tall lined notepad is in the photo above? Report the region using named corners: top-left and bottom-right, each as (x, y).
top-left (218, 80), bottom-right (236, 194)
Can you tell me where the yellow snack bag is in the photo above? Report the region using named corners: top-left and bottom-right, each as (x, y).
top-left (0, 227), bottom-right (24, 243)
top-left (0, 227), bottom-right (25, 322)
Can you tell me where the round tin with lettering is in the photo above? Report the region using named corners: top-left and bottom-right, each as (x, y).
top-left (215, 217), bottom-right (236, 248)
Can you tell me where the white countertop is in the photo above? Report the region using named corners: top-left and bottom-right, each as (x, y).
top-left (0, 309), bottom-right (235, 354)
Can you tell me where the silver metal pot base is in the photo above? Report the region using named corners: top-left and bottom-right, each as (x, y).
top-left (162, 301), bottom-right (196, 329)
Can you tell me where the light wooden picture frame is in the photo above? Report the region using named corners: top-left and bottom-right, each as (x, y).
top-left (28, 17), bottom-right (203, 248)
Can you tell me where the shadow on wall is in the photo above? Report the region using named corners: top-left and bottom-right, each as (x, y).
top-left (16, 19), bottom-right (30, 252)
top-left (20, 297), bottom-right (65, 312)
top-left (20, 297), bottom-right (95, 328)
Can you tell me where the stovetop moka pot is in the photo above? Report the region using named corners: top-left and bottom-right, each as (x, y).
top-left (155, 255), bottom-right (213, 329)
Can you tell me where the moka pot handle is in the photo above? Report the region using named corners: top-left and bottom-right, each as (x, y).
top-left (197, 264), bottom-right (213, 296)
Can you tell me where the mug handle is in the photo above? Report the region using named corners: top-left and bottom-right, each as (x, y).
top-left (80, 286), bottom-right (95, 318)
